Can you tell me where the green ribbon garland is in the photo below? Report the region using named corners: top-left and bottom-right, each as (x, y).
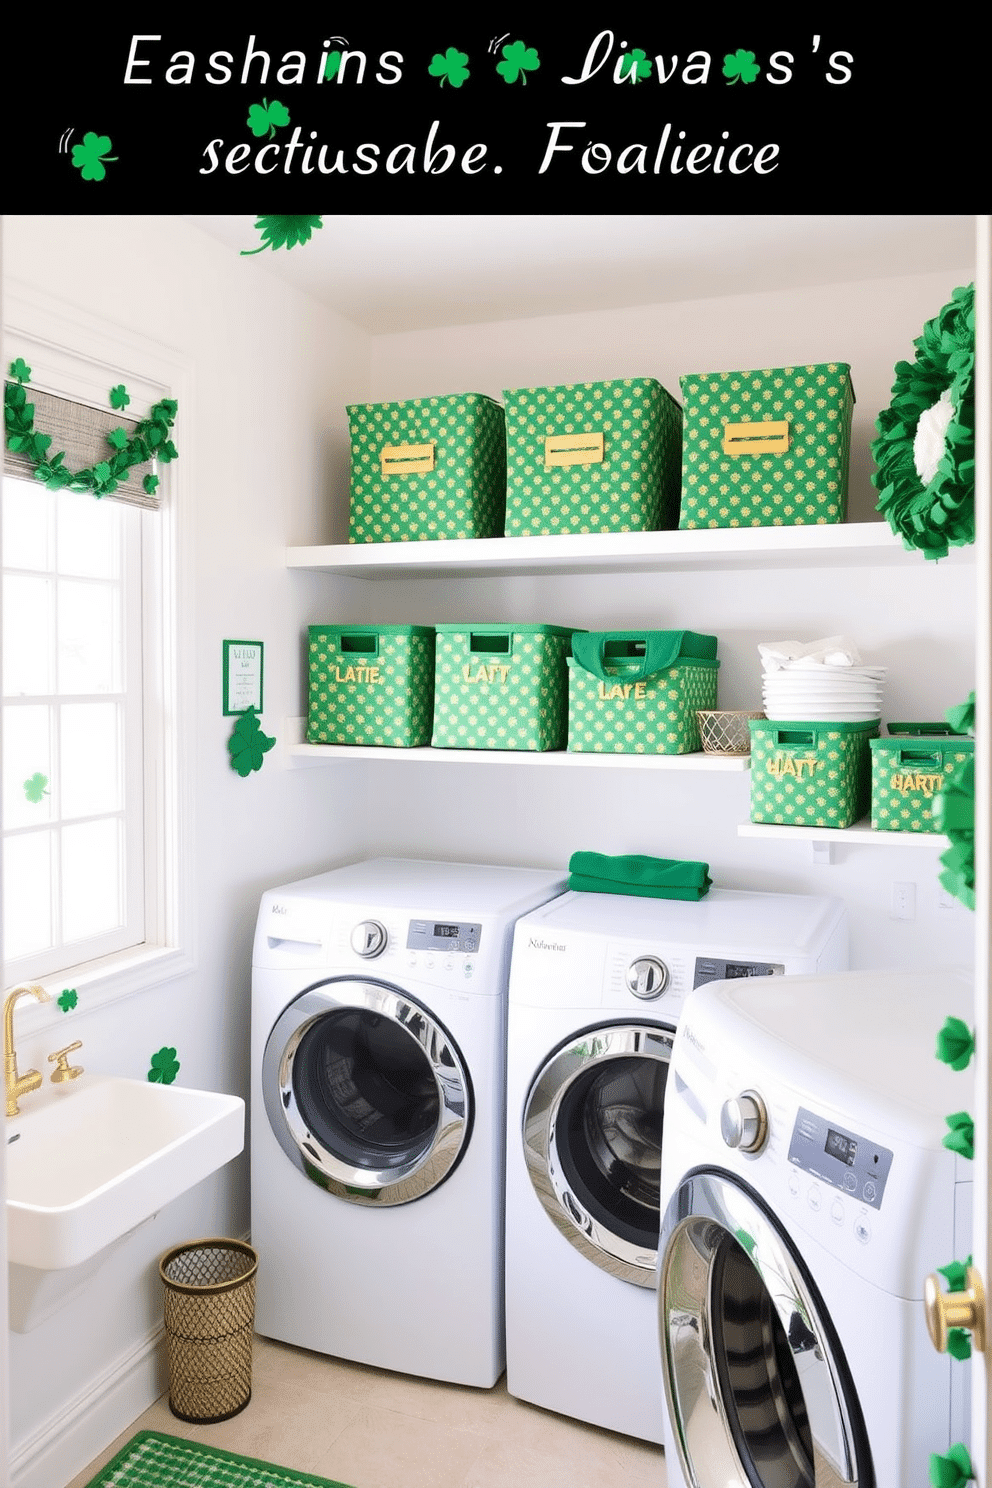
top-left (942, 1111), bottom-right (975, 1161)
top-left (930, 1443), bottom-right (975, 1487)
top-left (932, 695), bottom-right (976, 911)
top-left (935, 1017), bottom-right (976, 1071)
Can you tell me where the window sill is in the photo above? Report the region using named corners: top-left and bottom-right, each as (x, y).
top-left (9, 944), bottom-right (194, 1033)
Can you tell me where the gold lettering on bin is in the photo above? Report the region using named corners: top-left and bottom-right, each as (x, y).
top-left (335, 665), bottom-right (383, 684)
top-left (381, 441), bottom-right (436, 475)
top-left (767, 755), bottom-right (818, 780)
top-left (723, 420), bottom-right (790, 456)
top-left (891, 771), bottom-right (945, 798)
top-left (461, 663), bottom-right (512, 685)
top-left (544, 432), bottom-right (605, 467)
top-left (597, 681), bottom-right (648, 701)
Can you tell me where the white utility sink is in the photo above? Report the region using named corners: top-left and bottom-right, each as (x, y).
top-left (6, 1076), bottom-right (245, 1271)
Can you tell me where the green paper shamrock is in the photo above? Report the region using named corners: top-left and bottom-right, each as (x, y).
top-left (946, 692), bottom-right (975, 735)
top-left (723, 50), bottom-right (761, 84)
top-left (247, 99), bottom-right (291, 140)
top-left (109, 384), bottom-right (130, 410)
top-left (429, 48), bottom-right (470, 87)
top-left (946, 1328), bottom-right (972, 1360)
top-left (107, 428), bottom-right (129, 451)
top-left (618, 48), bottom-right (652, 83)
top-left (324, 51), bottom-right (342, 80)
top-left (936, 1016), bottom-right (975, 1070)
top-left (938, 1255), bottom-right (973, 1293)
top-left (148, 1047), bottom-right (180, 1085)
top-left (934, 754), bottom-right (975, 910)
top-left (143, 474), bottom-right (160, 495)
top-left (942, 1111), bottom-right (974, 1160)
top-left (930, 1442), bottom-right (974, 1487)
top-left (24, 772), bottom-right (49, 803)
top-left (497, 40), bottom-right (540, 84)
top-left (57, 989), bottom-right (78, 1012)
top-left (9, 358), bottom-right (31, 383)
top-left (241, 216), bottom-right (323, 256)
top-left (71, 133), bottom-right (118, 182)
top-left (228, 706), bottom-right (276, 776)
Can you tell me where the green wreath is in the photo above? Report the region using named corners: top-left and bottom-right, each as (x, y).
top-left (4, 359), bottom-right (178, 498)
top-left (871, 284), bottom-right (975, 561)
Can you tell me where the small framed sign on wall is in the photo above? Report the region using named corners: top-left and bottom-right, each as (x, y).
top-left (223, 640), bottom-right (264, 716)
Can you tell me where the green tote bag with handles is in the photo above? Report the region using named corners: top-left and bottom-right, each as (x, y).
top-left (567, 630), bottom-right (719, 755)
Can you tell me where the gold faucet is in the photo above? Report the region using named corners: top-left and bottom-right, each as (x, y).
top-left (4, 985), bottom-right (52, 1116)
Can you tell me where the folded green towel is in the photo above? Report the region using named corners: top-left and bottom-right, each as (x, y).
top-left (567, 851), bottom-right (712, 901)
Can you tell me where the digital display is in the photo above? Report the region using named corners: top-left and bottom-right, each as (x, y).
top-left (433, 924), bottom-right (459, 938)
top-left (825, 1128), bottom-right (857, 1166)
top-left (725, 962), bottom-right (764, 979)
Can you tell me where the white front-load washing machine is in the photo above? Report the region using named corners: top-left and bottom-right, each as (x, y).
top-left (658, 966), bottom-right (973, 1488)
top-left (251, 856), bottom-right (565, 1387)
top-left (503, 887), bottom-right (848, 1441)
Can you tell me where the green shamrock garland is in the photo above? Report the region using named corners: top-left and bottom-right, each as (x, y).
top-left (930, 1443), bottom-right (974, 1487)
top-left (4, 361), bottom-right (177, 498)
top-left (936, 1016), bottom-right (976, 1071)
top-left (933, 694), bottom-right (976, 911)
top-left (872, 284), bottom-right (975, 560)
top-left (227, 706), bottom-right (276, 776)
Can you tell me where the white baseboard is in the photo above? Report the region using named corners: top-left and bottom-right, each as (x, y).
top-left (10, 1325), bottom-right (167, 1488)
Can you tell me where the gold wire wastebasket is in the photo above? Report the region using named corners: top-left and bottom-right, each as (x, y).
top-left (160, 1238), bottom-right (259, 1423)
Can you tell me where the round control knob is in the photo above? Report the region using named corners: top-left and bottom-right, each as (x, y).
top-left (625, 956), bottom-right (669, 1000)
top-left (720, 1090), bottom-right (768, 1154)
top-left (350, 920), bottom-right (387, 958)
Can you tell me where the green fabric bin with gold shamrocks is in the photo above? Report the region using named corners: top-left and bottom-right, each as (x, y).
top-left (567, 631), bottom-right (719, 755)
top-left (679, 363), bottom-right (854, 529)
top-left (307, 624), bottom-right (435, 747)
top-left (347, 392), bottom-right (506, 543)
top-left (502, 377), bottom-right (682, 536)
top-left (749, 718), bottom-right (879, 828)
top-left (431, 623), bottom-right (579, 751)
top-left (870, 733), bottom-right (975, 833)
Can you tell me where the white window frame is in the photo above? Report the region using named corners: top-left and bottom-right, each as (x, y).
top-left (2, 282), bottom-right (193, 1014)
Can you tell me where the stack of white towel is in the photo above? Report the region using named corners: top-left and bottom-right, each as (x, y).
top-left (758, 636), bottom-right (885, 722)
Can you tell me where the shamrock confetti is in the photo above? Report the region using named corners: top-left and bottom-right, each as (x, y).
top-left (241, 216), bottom-right (324, 256)
top-left (24, 772), bottom-right (49, 803)
top-left (723, 49), bottom-right (761, 84)
top-left (496, 40), bottom-right (540, 84)
top-left (930, 1443), bottom-right (974, 1487)
top-left (935, 1016), bottom-right (975, 1070)
top-left (148, 1046), bottom-right (181, 1085)
top-left (71, 133), bottom-right (118, 182)
top-left (247, 99), bottom-right (291, 140)
top-left (109, 384), bottom-right (130, 410)
top-left (9, 358), bottom-right (31, 383)
top-left (429, 48), bottom-right (470, 87)
top-left (57, 989), bottom-right (78, 1012)
top-left (942, 1111), bottom-right (974, 1160)
top-left (618, 48), bottom-right (652, 83)
top-left (228, 706), bottom-right (276, 776)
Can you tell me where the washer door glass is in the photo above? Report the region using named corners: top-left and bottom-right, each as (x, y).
top-left (659, 1169), bottom-right (872, 1487)
top-left (522, 1023), bottom-right (674, 1287)
top-left (263, 978), bottom-right (472, 1206)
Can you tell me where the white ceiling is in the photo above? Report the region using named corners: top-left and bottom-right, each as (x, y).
top-left (185, 215), bottom-right (975, 335)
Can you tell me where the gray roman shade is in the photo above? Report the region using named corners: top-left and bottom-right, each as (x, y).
top-left (3, 385), bottom-right (162, 510)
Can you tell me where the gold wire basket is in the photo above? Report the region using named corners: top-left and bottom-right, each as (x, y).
top-left (696, 709), bottom-right (765, 756)
top-left (160, 1238), bottom-right (258, 1424)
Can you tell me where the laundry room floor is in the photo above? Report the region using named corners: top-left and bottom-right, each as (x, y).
top-left (66, 1333), bottom-right (667, 1488)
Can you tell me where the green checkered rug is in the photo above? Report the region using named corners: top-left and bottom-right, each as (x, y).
top-left (84, 1431), bottom-right (354, 1487)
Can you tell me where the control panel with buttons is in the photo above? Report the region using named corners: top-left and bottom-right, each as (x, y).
top-left (787, 1105), bottom-right (893, 1211)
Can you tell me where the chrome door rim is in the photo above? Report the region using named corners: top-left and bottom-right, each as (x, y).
top-left (522, 1022), bottom-right (674, 1287)
top-left (659, 1167), bottom-right (869, 1487)
top-left (262, 977), bottom-right (471, 1206)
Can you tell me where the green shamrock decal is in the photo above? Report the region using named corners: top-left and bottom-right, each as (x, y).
top-left (241, 215), bottom-right (324, 256)
top-left (109, 385), bottom-right (130, 411)
top-left (71, 133), bottom-right (118, 182)
top-left (324, 51), bottom-right (342, 80)
top-left (942, 1110), bottom-right (974, 1160)
top-left (496, 40), bottom-right (540, 84)
top-left (9, 358), bottom-right (31, 384)
top-left (148, 1046), bottom-right (180, 1085)
top-left (935, 1015), bottom-right (975, 1070)
top-left (247, 99), bottom-right (290, 139)
top-left (228, 706), bottom-right (276, 776)
top-left (57, 989), bottom-right (78, 1013)
top-left (429, 48), bottom-right (470, 87)
top-left (24, 772), bottom-right (49, 803)
top-left (723, 49), bottom-right (761, 84)
top-left (618, 48), bottom-right (652, 83)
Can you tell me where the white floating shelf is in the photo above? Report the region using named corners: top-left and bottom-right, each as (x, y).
top-left (738, 819), bottom-right (947, 847)
top-left (287, 744), bottom-right (750, 771)
top-left (286, 524), bottom-right (973, 580)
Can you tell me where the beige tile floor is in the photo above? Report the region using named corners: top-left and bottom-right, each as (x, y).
top-left (67, 1334), bottom-right (668, 1488)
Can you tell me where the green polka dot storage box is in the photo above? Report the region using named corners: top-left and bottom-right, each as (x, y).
top-left (501, 377), bottom-right (682, 536)
top-left (749, 718), bottom-right (879, 828)
top-left (679, 363), bottom-right (855, 529)
top-left (307, 624), bottom-right (435, 747)
top-left (347, 393), bottom-right (506, 543)
top-left (567, 631), bottom-right (719, 755)
top-left (431, 623), bottom-right (580, 751)
top-left (870, 730), bottom-right (974, 833)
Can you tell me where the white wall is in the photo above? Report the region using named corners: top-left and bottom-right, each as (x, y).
top-left (0, 218), bottom-right (978, 1484)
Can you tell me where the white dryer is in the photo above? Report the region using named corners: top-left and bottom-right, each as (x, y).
top-left (251, 856), bottom-right (564, 1387)
top-left (503, 887), bottom-right (848, 1441)
top-left (658, 966), bottom-right (973, 1488)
